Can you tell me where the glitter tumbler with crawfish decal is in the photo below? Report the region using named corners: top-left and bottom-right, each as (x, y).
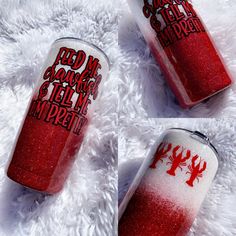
top-left (7, 38), bottom-right (110, 194)
top-left (119, 129), bottom-right (218, 236)
top-left (127, 0), bottom-right (232, 108)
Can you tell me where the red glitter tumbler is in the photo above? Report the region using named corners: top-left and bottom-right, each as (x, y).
top-left (127, 0), bottom-right (233, 108)
top-left (119, 129), bottom-right (219, 236)
top-left (7, 38), bottom-right (110, 194)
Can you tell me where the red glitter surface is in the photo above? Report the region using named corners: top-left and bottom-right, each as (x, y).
top-left (7, 110), bottom-right (86, 194)
top-left (119, 187), bottom-right (193, 236)
top-left (150, 32), bottom-right (232, 108)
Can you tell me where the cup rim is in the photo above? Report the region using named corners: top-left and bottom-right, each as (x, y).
top-left (168, 128), bottom-right (219, 158)
top-left (54, 37), bottom-right (110, 69)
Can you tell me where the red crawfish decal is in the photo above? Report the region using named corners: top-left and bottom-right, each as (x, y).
top-left (149, 142), bottom-right (172, 169)
top-left (166, 145), bottom-right (191, 176)
top-left (186, 155), bottom-right (207, 187)
top-left (149, 142), bottom-right (208, 188)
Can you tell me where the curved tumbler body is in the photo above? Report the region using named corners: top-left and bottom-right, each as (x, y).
top-left (7, 38), bottom-right (110, 194)
top-left (127, 0), bottom-right (232, 108)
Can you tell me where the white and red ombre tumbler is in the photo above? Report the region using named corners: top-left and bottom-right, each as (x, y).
top-left (126, 0), bottom-right (232, 108)
top-left (119, 128), bottom-right (218, 236)
top-left (7, 38), bottom-right (110, 194)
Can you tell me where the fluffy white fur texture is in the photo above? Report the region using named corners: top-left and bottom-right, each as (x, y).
top-left (118, 118), bottom-right (236, 236)
top-left (119, 0), bottom-right (236, 118)
top-left (0, 0), bottom-right (119, 235)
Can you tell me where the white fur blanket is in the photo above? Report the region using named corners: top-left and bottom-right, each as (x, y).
top-left (118, 118), bottom-right (236, 236)
top-left (0, 0), bottom-right (119, 235)
top-left (0, 0), bottom-right (236, 236)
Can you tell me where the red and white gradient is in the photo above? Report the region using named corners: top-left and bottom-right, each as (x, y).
top-left (7, 38), bottom-right (109, 194)
top-left (126, 0), bottom-right (232, 108)
top-left (119, 129), bottom-right (218, 236)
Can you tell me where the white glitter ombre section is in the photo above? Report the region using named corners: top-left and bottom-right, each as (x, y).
top-left (32, 38), bottom-right (110, 103)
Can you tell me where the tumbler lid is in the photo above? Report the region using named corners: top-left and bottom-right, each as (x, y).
top-left (169, 128), bottom-right (219, 157)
